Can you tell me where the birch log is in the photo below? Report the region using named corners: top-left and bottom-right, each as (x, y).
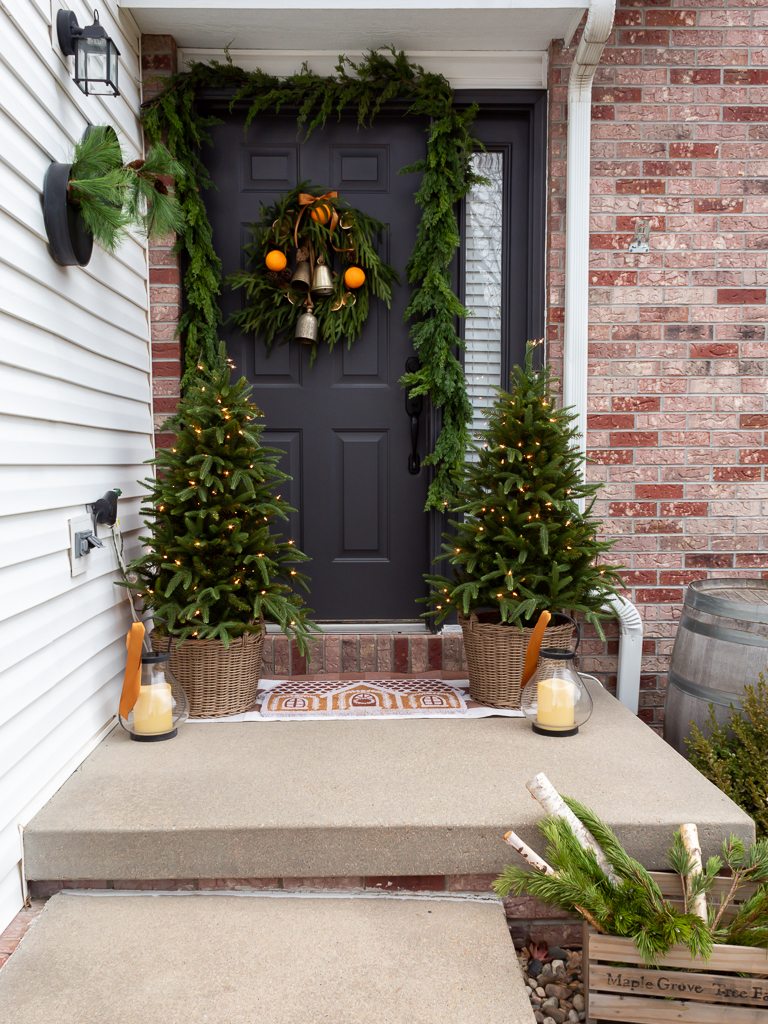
top-left (503, 831), bottom-right (557, 875)
top-left (501, 832), bottom-right (605, 933)
top-left (526, 773), bottom-right (619, 887)
top-left (680, 822), bottom-right (708, 925)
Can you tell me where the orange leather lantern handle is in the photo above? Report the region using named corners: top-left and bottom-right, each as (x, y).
top-left (520, 610), bottom-right (551, 690)
top-left (118, 621), bottom-right (146, 719)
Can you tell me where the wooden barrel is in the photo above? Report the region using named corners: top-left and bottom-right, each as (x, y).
top-left (664, 579), bottom-right (768, 756)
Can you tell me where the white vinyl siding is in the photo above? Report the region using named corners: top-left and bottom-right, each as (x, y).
top-left (0, 0), bottom-right (151, 932)
top-left (464, 151), bottom-right (503, 456)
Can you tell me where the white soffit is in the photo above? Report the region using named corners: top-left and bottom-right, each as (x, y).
top-left (121, 2), bottom-right (585, 59)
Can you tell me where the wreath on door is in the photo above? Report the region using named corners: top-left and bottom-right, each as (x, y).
top-left (228, 185), bottom-right (398, 364)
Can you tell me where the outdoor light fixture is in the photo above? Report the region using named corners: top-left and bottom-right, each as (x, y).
top-left (57, 9), bottom-right (120, 97)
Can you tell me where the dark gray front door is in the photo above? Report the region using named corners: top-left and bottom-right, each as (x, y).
top-left (203, 111), bottom-right (430, 621)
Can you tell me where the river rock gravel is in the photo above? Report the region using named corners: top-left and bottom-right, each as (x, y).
top-left (517, 948), bottom-right (586, 1024)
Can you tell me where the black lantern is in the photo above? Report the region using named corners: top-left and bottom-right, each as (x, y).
top-left (57, 10), bottom-right (120, 97)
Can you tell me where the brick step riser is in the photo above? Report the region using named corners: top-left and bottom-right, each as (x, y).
top-left (25, 877), bottom-right (582, 949)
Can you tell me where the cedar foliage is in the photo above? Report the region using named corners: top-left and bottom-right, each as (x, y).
top-left (141, 47), bottom-right (484, 509)
top-left (122, 344), bottom-right (315, 652)
top-left (424, 344), bottom-right (622, 632)
top-left (494, 799), bottom-right (713, 963)
top-left (687, 674), bottom-right (768, 840)
top-left (228, 184), bottom-right (399, 364)
top-left (67, 126), bottom-right (184, 252)
top-left (494, 797), bottom-right (768, 961)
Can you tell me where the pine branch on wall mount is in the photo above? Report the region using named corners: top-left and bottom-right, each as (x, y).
top-left (42, 124), bottom-right (184, 267)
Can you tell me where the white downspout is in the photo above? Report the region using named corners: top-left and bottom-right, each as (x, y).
top-left (563, 0), bottom-right (616, 449)
top-left (602, 594), bottom-right (643, 714)
top-left (561, 0), bottom-right (643, 714)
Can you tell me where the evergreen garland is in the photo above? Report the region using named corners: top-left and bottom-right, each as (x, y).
top-left (68, 126), bottom-right (184, 252)
top-left (228, 185), bottom-right (399, 364)
top-left (424, 344), bottom-right (623, 632)
top-left (122, 343), bottom-right (315, 653)
top-left (141, 48), bottom-right (484, 509)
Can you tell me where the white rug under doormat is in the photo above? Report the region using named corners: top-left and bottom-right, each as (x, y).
top-left (187, 678), bottom-right (524, 722)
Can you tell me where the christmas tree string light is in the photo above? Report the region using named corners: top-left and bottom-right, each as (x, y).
top-left (423, 343), bottom-right (623, 635)
top-left (121, 343), bottom-right (316, 652)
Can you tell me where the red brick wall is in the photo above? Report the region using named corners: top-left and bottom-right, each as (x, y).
top-left (142, 35), bottom-right (182, 450)
top-left (143, 18), bottom-right (768, 727)
top-left (547, 0), bottom-right (768, 730)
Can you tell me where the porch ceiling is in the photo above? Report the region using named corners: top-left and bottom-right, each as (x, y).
top-left (121, 1), bottom-right (586, 53)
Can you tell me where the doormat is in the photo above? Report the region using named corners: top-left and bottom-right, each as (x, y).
top-left (188, 679), bottom-right (524, 721)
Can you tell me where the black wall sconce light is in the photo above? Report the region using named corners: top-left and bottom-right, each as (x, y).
top-left (57, 9), bottom-right (120, 97)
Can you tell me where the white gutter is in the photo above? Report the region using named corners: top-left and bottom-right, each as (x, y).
top-left (560, 0), bottom-right (642, 714)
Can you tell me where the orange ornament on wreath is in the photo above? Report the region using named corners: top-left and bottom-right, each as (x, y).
top-left (265, 250), bottom-right (287, 272)
top-left (344, 266), bottom-right (366, 289)
top-left (310, 203), bottom-right (333, 225)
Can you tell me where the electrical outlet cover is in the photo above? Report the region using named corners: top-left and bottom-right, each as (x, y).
top-left (68, 515), bottom-right (92, 577)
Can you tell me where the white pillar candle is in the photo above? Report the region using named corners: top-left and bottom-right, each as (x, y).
top-left (537, 676), bottom-right (575, 729)
top-left (132, 682), bottom-right (173, 735)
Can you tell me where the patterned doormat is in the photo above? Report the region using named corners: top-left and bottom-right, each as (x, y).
top-left (188, 678), bottom-right (524, 721)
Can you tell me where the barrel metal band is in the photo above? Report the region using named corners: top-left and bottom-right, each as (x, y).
top-left (667, 667), bottom-right (743, 710)
top-left (680, 612), bottom-right (768, 650)
top-left (687, 585), bottom-right (768, 624)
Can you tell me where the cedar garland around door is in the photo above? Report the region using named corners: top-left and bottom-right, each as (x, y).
top-left (141, 48), bottom-right (484, 510)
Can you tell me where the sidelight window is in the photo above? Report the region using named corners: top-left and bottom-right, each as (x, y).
top-left (463, 150), bottom-right (504, 456)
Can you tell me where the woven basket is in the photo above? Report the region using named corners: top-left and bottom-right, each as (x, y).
top-left (458, 611), bottom-right (577, 709)
top-left (153, 625), bottom-right (266, 719)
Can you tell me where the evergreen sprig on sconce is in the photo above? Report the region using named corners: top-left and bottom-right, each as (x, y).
top-left (66, 126), bottom-right (185, 252)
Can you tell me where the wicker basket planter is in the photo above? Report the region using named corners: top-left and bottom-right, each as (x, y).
top-left (585, 871), bottom-right (768, 1024)
top-left (154, 625), bottom-right (266, 718)
top-left (458, 611), bottom-right (576, 709)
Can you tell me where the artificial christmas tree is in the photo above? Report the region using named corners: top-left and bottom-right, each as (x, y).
top-left (123, 344), bottom-right (315, 716)
top-left (424, 343), bottom-right (622, 707)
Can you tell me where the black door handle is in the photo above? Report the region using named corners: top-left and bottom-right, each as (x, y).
top-left (405, 356), bottom-right (423, 474)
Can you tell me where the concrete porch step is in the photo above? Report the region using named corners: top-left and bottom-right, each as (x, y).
top-left (0, 891), bottom-right (533, 1024)
top-left (23, 683), bottom-right (752, 884)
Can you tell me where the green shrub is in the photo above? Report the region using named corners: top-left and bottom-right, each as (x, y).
top-left (687, 673), bottom-right (768, 839)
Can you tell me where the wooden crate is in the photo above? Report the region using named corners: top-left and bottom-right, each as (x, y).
top-left (585, 872), bottom-right (768, 1024)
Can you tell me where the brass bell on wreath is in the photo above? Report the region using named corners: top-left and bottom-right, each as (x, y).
top-left (295, 304), bottom-right (319, 344)
top-left (290, 259), bottom-right (312, 293)
top-left (311, 256), bottom-right (334, 298)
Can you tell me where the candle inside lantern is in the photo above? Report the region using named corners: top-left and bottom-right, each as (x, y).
top-left (536, 676), bottom-right (575, 729)
top-left (132, 676), bottom-right (173, 735)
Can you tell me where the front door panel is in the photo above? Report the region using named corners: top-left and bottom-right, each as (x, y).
top-left (203, 112), bottom-right (430, 621)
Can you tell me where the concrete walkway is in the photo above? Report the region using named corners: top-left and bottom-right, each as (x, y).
top-left (0, 891), bottom-right (532, 1024)
top-left (25, 681), bottom-right (752, 881)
